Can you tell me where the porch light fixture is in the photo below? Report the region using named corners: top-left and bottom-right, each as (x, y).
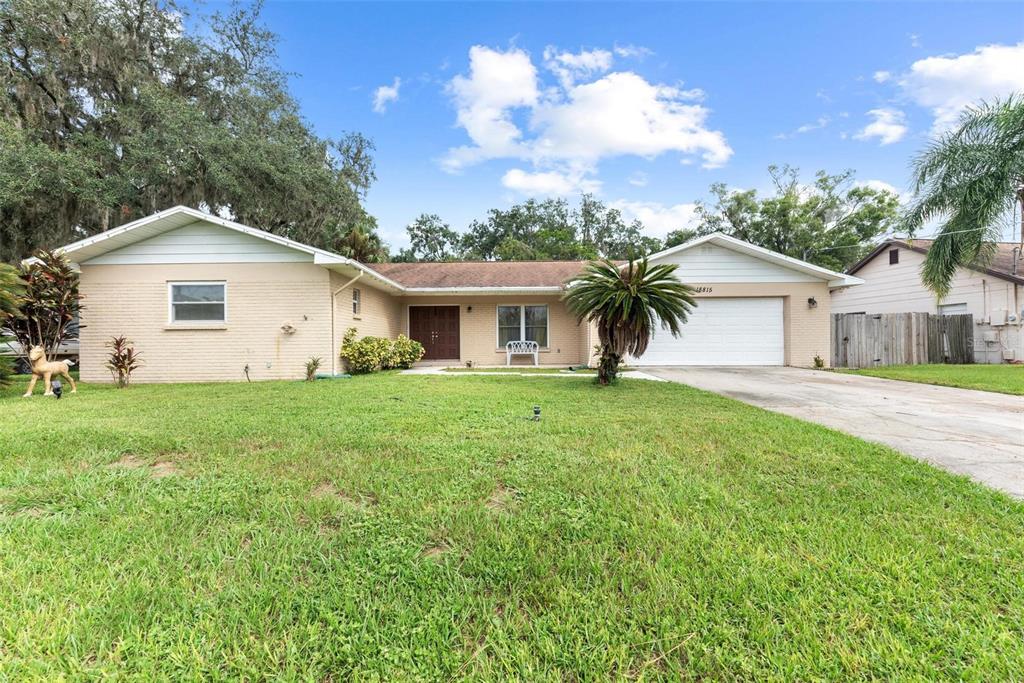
top-left (807, 297), bottom-right (818, 309)
top-left (467, 306), bottom-right (473, 312)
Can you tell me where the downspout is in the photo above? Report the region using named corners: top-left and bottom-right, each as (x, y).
top-left (330, 271), bottom-right (363, 376)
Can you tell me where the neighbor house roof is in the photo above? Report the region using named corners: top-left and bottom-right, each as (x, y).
top-left (848, 238), bottom-right (1024, 286)
top-left (371, 260), bottom-right (591, 289)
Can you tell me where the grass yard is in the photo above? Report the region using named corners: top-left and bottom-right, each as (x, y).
top-left (842, 363), bottom-right (1024, 395)
top-left (443, 366), bottom-right (596, 374)
top-left (1, 374), bottom-right (1022, 679)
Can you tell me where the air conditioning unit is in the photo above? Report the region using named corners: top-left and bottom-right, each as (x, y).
top-left (1004, 349), bottom-right (1017, 361)
top-left (991, 309), bottom-right (1009, 326)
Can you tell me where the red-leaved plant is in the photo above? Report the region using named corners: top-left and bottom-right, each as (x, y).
top-left (106, 336), bottom-right (142, 388)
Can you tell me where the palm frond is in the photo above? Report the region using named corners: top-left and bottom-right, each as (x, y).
top-left (904, 95), bottom-right (1024, 295)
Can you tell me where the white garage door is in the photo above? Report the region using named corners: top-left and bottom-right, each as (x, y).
top-left (631, 297), bottom-right (784, 366)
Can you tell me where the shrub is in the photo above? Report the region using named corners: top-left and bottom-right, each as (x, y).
top-left (304, 356), bottom-right (322, 381)
top-left (340, 329), bottom-right (425, 374)
top-left (384, 335), bottom-right (425, 369)
top-left (339, 328), bottom-right (390, 374)
top-left (813, 354), bottom-right (825, 369)
top-left (106, 336), bottom-right (142, 387)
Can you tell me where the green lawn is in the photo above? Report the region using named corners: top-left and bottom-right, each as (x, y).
top-left (443, 366), bottom-right (596, 374)
top-left (842, 363), bottom-right (1024, 395)
top-left (1, 374), bottom-right (1022, 679)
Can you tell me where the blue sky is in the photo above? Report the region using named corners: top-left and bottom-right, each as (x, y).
top-left (204, 2), bottom-right (1023, 249)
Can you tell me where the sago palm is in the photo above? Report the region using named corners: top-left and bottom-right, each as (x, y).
top-left (564, 258), bottom-right (696, 385)
top-left (905, 95), bottom-right (1024, 297)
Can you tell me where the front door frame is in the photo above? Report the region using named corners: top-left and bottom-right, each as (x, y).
top-left (408, 304), bottom-right (461, 361)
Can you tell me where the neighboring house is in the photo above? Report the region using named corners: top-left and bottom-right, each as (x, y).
top-left (52, 206), bottom-right (861, 383)
top-left (831, 239), bottom-right (1024, 364)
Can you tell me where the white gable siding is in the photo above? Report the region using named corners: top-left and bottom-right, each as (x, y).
top-left (82, 221), bottom-right (314, 265)
top-left (651, 243), bottom-right (820, 283)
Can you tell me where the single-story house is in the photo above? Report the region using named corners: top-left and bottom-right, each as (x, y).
top-left (54, 206), bottom-right (861, 382)
top-left (831, 239), bottom-right (1024, 363)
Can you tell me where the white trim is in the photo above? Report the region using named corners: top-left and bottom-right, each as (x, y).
top-left (167, 281), bottom-right (227, 325)
top-left (495, 303), bottom-right (550, 350)
top-left (644, 232), bottom-right (864, 289)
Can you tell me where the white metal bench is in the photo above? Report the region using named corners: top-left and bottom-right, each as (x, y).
top-left (506, 340), bottom-right (539, 366)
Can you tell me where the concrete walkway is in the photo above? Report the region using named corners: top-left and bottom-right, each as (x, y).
top-left (646, 366), bottom-right (1024, 499)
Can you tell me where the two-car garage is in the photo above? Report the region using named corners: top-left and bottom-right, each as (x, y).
top-left (631, 297), bottom-right (785, 366)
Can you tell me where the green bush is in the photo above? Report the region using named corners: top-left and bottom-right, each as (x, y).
top-left (340, 329), bottom-right (425, 374)
top-left (385, 335), bottom-right (425, 369)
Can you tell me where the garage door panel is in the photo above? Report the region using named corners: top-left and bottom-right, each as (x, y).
top-left (631, 297), bottom-right (784, 366)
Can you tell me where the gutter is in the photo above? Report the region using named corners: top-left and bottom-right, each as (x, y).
top-left (330, 271), bottom-right (363, 376)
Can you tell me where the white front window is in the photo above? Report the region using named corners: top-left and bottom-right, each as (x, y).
top-left (497, 305), bottom-right (548, 348)
top-left (169, 282), bottom-right (226, 323)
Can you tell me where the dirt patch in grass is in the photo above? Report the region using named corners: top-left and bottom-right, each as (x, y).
top-left (109, 454), bottom-right (181, 478)
top-left (12, 506), bottom-right (49, 518)
top-left (485, 483), bottom-right (520, 512)
top-left (311, 482), bottom-right (377, 509)
top-left (420, 541), bottom-right (451, 560)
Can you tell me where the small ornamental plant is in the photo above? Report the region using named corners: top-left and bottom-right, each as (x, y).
top-left (106, 336), bottom-right (142, 387)
top-left (304, 356), bottom-right (322, 381)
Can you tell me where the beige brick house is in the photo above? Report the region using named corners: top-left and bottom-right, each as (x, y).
top-left (55, 206), bottom-right (861, 382)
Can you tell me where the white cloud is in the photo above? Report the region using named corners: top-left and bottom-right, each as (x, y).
top-left (628, 171), bottom-right (648, 187)
top-left (502, 167), bottom-right (601, 196)
top-left (443, 46), bottom-right (539, 172)
top-left (855, 179), bottom-right (910, 203)
top-left (909, 33), bottom-right (921, 48)
top-left (898, 43), bottom-right (1024, 132)
top-left (611, 200), bottom-right (699, 239)
top-left (854, 108), bottom-right (908, 145)
top-left (613, 44), bottom-right (653, 59)
top-left (775, 116), bottom-right (830, 139)
top-left (372, 77), bottom-right (401, 114)
top-left (543, 47), bottom-right (613, 88)
top-left (873, 70), bottom-right (891, 83)
top-left (442, 45), bottom-right (732, 178)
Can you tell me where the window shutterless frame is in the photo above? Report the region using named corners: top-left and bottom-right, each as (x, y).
top-left (167, 281), bottom-right (227, 324)
top-left (496, 304), bottom-right (549, 349)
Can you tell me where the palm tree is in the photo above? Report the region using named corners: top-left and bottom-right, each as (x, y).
top-left (564, 258), bottom-right (696, 385)
top-left (905, 95), bottom-right (1024, 297)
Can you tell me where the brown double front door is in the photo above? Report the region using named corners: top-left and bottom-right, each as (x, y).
top-left (408, 306), bottom-right (460, 360)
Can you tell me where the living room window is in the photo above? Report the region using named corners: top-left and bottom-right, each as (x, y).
top-left (169, 282), bottom-right (226, 323)
top-left (497, 305), bottom-right (548, 348)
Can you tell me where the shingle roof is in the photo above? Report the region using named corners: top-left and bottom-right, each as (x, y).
top-left (369, 260), bottom-right (592, 288)
top-left (848, 239), bottom-right (1024, 285)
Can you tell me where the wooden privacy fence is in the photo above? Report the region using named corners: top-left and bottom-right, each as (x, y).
top-left (831, 313), bottom-right (974, 368)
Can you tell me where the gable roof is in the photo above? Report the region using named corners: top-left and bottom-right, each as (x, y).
top-left (371, 260), bottom-right (590, 289)
top-left (645, 233), bottom-right (864, 289)
top-left (52, 206), bottom-right (868, 292)
top-left (848, 238), bottom-right (1024, 286)
top-left (52, 205), bottom-right (406, 291)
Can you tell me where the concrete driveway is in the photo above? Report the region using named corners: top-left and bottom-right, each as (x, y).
top-left (646, 366), bottom-right (1024, 499)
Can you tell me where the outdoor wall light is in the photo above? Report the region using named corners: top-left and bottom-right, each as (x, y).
top-left (807, 297), bottom-right (818, 309)
top-left (467, 305), bottom-right (473, 312)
